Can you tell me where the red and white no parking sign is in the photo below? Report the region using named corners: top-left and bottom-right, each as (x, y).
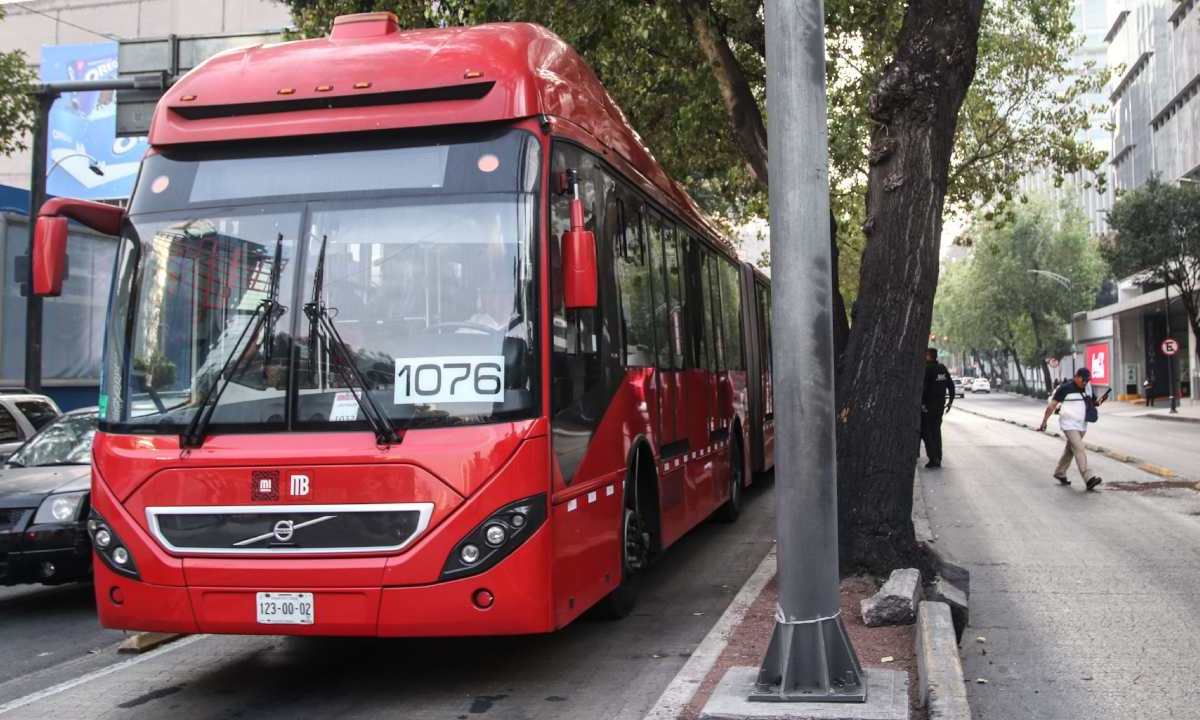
top-left (1161, 338), bottom-right (1180, 356)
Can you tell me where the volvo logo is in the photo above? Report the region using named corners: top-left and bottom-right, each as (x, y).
top-left (232, 515), bottom-right (337, 547)
top-left (273, 520), bottom-right (295, 542)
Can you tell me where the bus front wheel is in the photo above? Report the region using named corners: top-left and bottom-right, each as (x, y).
top-left (593, 505), bottom-right (647, 620)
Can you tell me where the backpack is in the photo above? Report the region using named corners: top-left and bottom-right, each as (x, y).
top-left (1084, 393), bottom-right (1099, 423)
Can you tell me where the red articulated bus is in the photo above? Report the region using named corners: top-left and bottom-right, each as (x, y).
top-left (32, 12), bottom-right (774, 636)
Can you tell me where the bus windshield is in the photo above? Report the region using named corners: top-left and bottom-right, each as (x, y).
top-left (100, 128), bottom-right (540, 434)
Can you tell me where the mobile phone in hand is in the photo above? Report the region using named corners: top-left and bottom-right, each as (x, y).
top-left (1101, 388), bottom-right (1112, 401)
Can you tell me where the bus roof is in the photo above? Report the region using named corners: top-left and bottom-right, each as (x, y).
top-left (150, 13), bottom-right (730, 251)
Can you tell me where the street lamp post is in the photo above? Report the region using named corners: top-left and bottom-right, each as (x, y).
top-left (46, 152), bottom-right (105, 179)
top-left (22, 74), bottom-right (166, 393)
top-left (753, 0), bottom-right (865, 704)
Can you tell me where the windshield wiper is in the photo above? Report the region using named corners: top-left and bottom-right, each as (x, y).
top-left (304, 234), bottom-right (403, 446)
top-left (180, 235), bottom-right (286, 449)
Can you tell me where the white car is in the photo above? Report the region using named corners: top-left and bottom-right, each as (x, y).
top-left (951, 377), bottom-right (966, 398)
top-left (0, 390), bottom-right (63, 461)
top-left (971, 378), bottom-right (991, 394)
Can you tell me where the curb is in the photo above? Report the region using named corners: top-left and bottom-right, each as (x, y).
top-left (640, 547), bottom-right (776, 720)
top-left (956, 406), bottom-right (1187, 482)
top-left (915, 601), bottom-right (971, 719)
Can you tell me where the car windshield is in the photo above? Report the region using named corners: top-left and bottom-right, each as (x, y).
top-left (101, 128), bottom-right (540, 435)
top-left (7, 414), bottom-right (97, 467)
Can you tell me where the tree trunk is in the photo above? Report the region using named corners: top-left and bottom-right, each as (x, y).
top-left (835, 0), bottom-right (984, 574)
top-left (831, 210), bottom-right (851, 376)
top-left (1007, 345), bottom-right (1028, 393)
top-left (678, 0), bottom-right (769, 186)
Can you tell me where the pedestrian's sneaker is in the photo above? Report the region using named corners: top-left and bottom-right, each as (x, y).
top-left (1086, 476), bottom-right (1103, 492)
top-left (1054, 474), bottom-right (1070, 485)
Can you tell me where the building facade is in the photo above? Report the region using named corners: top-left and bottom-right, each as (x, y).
top-left (1092, 0), bottom-right (1199, 403)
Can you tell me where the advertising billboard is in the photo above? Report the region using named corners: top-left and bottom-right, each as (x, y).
top-left (40, 42), bottom-right (148, 199)
top-left (1085, 342), bottom-right (1110, 386)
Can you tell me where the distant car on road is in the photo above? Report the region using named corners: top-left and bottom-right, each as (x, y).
top-left (0, 390), bottom-right (62, 462)
top-left (971, 378), bottom-right (991, 394)
top-left (952, 377), bottom-right (966, 398)
top-left (0, 408), bottom-right (97, 586)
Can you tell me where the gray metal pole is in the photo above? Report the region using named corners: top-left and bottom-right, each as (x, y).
top-left (23, 92), bottom-right (53, 393)
top-left (753, 0), bottom-right (865, 703)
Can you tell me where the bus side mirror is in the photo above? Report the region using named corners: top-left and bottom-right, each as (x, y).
top-left (561, 195), bottom-right (597, 309)
top-left (32, 217), bottom-right (68, 297)
top-left (31, 197), bottom-right (125, 297)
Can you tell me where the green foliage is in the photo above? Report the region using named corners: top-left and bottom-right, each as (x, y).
top-left (933, 197), bottom-right (1105, 372)
top-left (280, 0), bottom-right (1103, 309)
top-left (0, 7), bottom-right (36, 157)
top-left (1105, 177), bottom-right (1200, 363)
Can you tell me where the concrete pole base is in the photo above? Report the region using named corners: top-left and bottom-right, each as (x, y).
top-left (751, 613), bottom-right (866, 703)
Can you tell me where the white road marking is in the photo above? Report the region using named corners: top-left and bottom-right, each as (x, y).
top-left (0, 634), bottom-right (207, 716)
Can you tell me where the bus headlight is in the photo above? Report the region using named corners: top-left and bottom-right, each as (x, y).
top-left (86, 509), bottom-right (140, 580)
top-left (441, 494), bottom-right (546, 581)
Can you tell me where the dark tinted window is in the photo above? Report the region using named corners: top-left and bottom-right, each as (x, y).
top-left (0, 406), bottom-right (19, 442)
top-left (705, 255), bottom-right (725, 369)
top-left (720, 260), bottom-right (744, 370)
top-left (615, 200), bottom-right (655, 366)
top-left (646, 215), bottom-right (672, 369)
top-left (663, 225), bottom-right (685, 370)
top-left (15, 401), bottom-right (59, 431)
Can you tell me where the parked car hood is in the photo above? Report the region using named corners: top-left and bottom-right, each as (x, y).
top-left (0, 465), bottom-right (90, 509)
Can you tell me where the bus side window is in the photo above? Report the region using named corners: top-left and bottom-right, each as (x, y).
top-left (646, 212), bottom-right (672, 370)
top-left (615, 196), bottom-right (654, 367)
top-left (663, 223), bottom-right (685, 370)
top-left (720, 259), bottom-right (744, 371)
top-left (704, 250), bottom-right (725, 370)
top-left (686, 237), bottom-right (709, 371)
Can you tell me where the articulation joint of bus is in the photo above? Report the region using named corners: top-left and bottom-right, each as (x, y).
top-left (30, 11), bottom-right (773, 638)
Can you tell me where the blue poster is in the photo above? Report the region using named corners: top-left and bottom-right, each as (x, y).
top-left (40, 42), bottom-right (148, 200)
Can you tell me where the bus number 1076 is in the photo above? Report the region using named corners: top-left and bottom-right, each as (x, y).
top-left (393, 356), bottom-right (506, 405)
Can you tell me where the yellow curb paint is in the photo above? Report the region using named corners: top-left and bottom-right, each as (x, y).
top-left (1136, 463), bottom-right (1176, 479)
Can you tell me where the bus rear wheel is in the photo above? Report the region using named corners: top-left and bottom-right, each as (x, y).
top-left (593, 505), bottom-right (647, 620)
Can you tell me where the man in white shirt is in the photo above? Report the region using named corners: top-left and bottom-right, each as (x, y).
top-left (1038, 368), bottom-right (1107, 491)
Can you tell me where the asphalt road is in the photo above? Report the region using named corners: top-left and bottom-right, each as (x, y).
top-left (922, 409), bottom-right (1200, 719)
top-left (0, 480), bottom-right (776, 720)
top-left (953, 391), bottom-right (1200, 477)
top-left (0, 582), bottom-right (127, 704)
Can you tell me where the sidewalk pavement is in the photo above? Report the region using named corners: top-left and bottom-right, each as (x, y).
top-left (1103, 399), bottom-right (1200, 424)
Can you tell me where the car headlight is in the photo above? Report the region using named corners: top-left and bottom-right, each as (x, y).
top-left (34, 491), bottom-right (87, 524)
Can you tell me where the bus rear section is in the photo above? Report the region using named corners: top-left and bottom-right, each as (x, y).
top-left (32, 16), bottom-right (774, 638)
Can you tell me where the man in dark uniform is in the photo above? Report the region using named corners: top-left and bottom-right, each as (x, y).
top-left (921, 347), bottom-right (954, 468)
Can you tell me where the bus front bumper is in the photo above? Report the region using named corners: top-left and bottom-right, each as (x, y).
top-left (95, 523), bottom-right (555, 637)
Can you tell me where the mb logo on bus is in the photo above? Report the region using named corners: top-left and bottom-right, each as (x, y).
top-left (290, 474), bottom-right (311, 497)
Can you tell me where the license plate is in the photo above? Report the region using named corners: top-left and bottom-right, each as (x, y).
top-left (256, 592), bottom-right (314, 625)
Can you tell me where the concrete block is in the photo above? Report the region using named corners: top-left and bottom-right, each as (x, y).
top-left (701, 666), bottom-right (909, 720)
top-left (117, 632), bottom-right (184, 654)
top-left (915, 602), bottom-right (970, 720)
top-left (929, 577), bottom-right (969, 642)
top-left (861, 569), bottom-right (920, 627)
